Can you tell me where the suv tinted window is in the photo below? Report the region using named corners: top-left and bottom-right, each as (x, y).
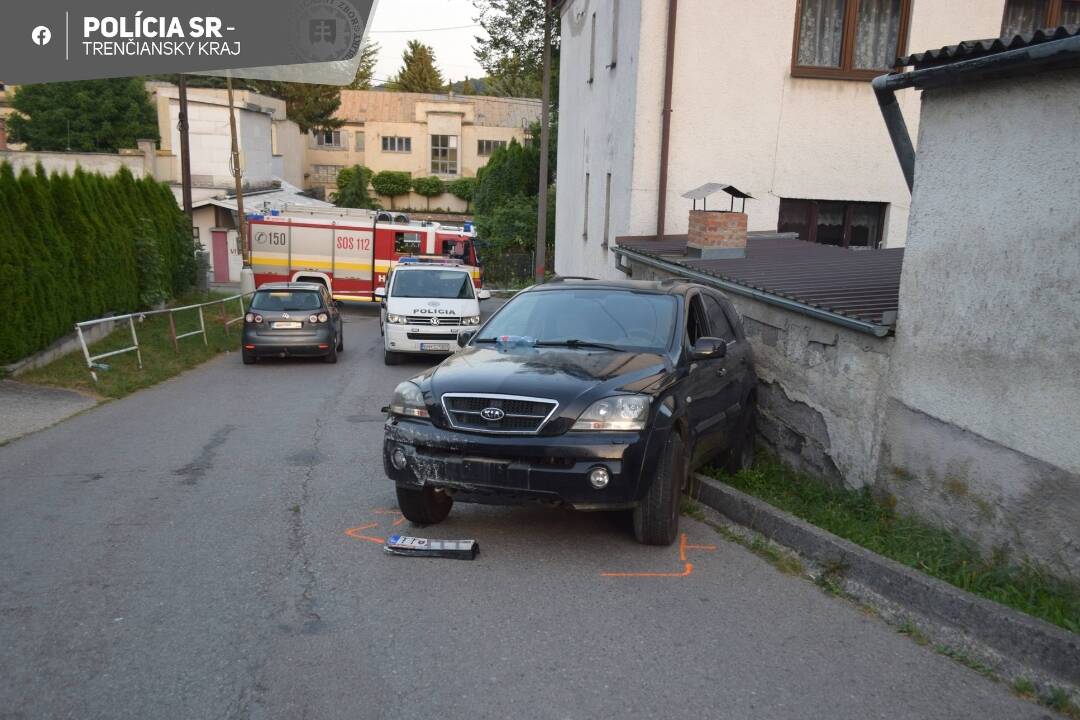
top-left (703, 294), bottom-right (735, 342)
top-left (479, 289), bottom-right (676, 352)
top-left (686, 295), bottom-right (709, 345)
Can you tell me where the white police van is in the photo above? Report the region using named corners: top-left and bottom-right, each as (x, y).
top-left (376, 261), bottom-right (491, 365)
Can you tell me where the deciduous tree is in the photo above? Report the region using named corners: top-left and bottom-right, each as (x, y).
top-left (371, 171), bottom-right (413, 210)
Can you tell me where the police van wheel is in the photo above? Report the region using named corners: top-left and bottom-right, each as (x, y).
top-left (384, 349), bottom-right (401, 366)
top-left (396, 485), bottom-right (453, 525)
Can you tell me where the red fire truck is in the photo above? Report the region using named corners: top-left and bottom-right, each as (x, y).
top-left (247, 206), bottom-right (481, 302)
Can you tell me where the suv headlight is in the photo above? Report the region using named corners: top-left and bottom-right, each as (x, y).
top-left (388, 381), bottom-right (429, 418)
top-left (572, 395), bottom-right (651, 431)
top-left (462, 315), bottom-right (481, 325)
top-left (386, 313), bottom-right (406, 324)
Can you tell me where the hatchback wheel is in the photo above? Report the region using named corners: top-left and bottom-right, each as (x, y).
top-left (396, 485), bottom-right (453, 525)
top-left (242, 352), bottom-right (257, 365)
top-left (633, 433), bottom-right (685, 545)
top-left (323, 344), bottom-right (338, 364)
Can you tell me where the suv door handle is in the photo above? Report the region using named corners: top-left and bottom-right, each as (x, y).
top-left (716, 367), bottom-right (727, 377)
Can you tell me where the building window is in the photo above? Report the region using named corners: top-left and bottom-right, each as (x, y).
top-left (792, 0), bottom-right (912, 80)
top-left (382, 136), bottom-right (411, 153)
top-left (1002, 0), bottom-right (1080, 36)
top-left (583, 172), bottom-right (590, 240)
top-left (477, 139), bottom-right (507, 156)
top-left (311, 164), bottom-right (343, 184)
top-left (314, 130), bottom-right (342, 147)
top-left (588, 12), bottom-right (596, 84)
top-left (608, 0), bottom-right (619, 69)
top-left (431, 134), bottom-right (458, 175)
top-left (355, 131), bottom-right (365, 151)
top-left (778, 198), bottom-right (887, 248)
top-left (602, 172), bottom-right (612, 249)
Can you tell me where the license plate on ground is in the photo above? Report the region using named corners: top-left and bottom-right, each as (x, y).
top-left (272, 321), bottom-right (302, 329)
top-left (420, 343), bottom-right (450, 351)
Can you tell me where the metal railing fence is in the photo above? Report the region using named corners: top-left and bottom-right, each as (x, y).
top-left (74, 293), bottom-right (252, 382)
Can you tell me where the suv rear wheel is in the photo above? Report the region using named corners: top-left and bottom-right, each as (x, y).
top-left (396, 485), bottom-right (453, 525)
top-left (633, 433), bottom-right (685, 545)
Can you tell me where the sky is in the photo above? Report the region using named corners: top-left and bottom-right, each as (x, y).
top-left (366, 0), bottom-right (489, 85)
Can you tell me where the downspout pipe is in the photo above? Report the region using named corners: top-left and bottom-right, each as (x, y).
top-left (873, 33), bottom-right (1080, 196)
top-left (655, 0), bottom-right (678, 241)
top-left (872, 76), bottom-right (915, 193)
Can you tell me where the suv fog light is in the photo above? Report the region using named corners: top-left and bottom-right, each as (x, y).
top-left (391, 446), bottom-right (408, 470)
top-left (588, 467), bottom-right (610, 489)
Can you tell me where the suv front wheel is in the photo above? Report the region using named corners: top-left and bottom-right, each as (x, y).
top-left (397, 485), bottom-right (453, 525)
top-left (633, 433), bottom-right (685, 546)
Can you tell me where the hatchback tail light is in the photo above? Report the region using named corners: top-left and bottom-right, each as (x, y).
top-left (309, 314), bottom-right (319, 323)
top-left (245, 313), bottom-right (263, 323)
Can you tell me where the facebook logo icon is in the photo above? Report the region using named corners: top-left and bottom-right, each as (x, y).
top-left (31, 25), bottom-right (52, 46)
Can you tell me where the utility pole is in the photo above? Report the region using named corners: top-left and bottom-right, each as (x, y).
top-left (226, 76), bottom-right (249, 266)
top-left (534, 0), bottom-right (553, 283)
top-left (177, 74), bottom-right (193, 219)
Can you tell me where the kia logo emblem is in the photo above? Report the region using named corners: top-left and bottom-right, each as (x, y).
top-left (480, 407), bottom-right (505, 421)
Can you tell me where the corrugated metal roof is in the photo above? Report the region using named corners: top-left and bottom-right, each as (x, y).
top-left (616, 235), bottom-right (904, 329)
top-left (899, 25), bottom-right (1080, 69)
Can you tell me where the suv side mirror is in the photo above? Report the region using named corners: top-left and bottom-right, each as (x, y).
top-left (457, 331), bottom-right (476, 348)
top-left (477, 288), bottom-right (491, 300)
top-left (374, 287), bottom-right (386, 298)
top-left (690, 337), bottom-right (727, 361)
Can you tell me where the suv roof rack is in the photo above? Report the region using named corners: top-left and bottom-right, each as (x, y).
top-left (658, 276), bottom-right (694, 285)
top-left (549, 275), bottom-right (597, 282)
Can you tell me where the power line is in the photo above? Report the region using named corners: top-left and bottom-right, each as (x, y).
top-left (370, 23), bottom-right (481, 33)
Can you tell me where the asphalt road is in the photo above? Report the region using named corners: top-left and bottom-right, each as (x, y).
top-left (0, 303), bottom-right (1049, 720)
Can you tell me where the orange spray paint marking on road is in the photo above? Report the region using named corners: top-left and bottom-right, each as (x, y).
top-left (601, 534), bottom-right (711, 578)
top-left (345, 522), bottom-right (384, 544)
top-left (392, 515), bottom-right (406, 526)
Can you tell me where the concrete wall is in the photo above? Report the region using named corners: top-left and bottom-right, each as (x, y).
top-left (627, 256), bottom-right (894, 489)
top-left (272, 119), bottom-right (305, 188)
top-left (555, 0), bottom-right (1006, 280)
top-left (0, 149), bottom-right (147, 177)
top-left (881, 70), bottom-right (1080, 578)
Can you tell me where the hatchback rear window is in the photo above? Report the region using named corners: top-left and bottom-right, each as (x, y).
top-left (250, 291), bottom-right (324, 312)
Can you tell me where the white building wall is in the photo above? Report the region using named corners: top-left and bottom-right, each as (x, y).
top-left (555, 0), bottom-right (1005, 280)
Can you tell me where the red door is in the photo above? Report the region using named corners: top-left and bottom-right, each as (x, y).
top-left (211, 230), bottom-right (230, 283)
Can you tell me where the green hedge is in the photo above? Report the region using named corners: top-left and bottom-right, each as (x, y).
top-left (0, 162), bottom-right (196, 364)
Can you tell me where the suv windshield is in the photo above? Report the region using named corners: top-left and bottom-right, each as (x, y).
top-left (478, 289), bottom-right (677, 352)
top-left (391, 270), bottom-right (474, 299)
top-left (250, 290), bottom-right (323, 312)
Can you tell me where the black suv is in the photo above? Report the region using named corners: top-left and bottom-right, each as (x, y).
top-left (382, 278), bottom-right (756, 545)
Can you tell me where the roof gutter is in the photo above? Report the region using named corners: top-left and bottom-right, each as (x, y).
top-left (873, 33), bottom-right (1080, 195)
top-left (614, 246), bottom-right (892, 338)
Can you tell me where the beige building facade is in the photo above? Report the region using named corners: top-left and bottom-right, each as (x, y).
top-left (305, 90), bottom-right (542, 211)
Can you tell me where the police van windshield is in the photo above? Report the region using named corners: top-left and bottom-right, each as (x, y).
top-left (391, 270), bottom-right (475, 299)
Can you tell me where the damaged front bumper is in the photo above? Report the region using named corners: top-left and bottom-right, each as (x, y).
top-left (382, 417), bottom-right (664, 509)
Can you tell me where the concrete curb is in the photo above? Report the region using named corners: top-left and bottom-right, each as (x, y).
top-left (693, 472), bottom-right (1080, 687)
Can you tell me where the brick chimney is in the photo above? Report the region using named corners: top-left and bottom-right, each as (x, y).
top-left (687, 210), bottom-right (747, 259)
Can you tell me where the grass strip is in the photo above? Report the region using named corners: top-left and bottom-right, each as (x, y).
top-left (706, 455), bottom-right (1080, 634)
top-left (21, 291), bottom-right (243, 400)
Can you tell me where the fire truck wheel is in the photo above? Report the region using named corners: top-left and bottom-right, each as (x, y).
top-left (396, 485), bottom-right (453, 525)
top-left (384, 349), bottom-right (401, 366)
top-left (323, 345), bottom-right (338, 364)
top-left (242, 352), bottom-right (257, 365)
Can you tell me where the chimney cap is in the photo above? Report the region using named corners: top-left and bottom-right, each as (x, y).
top-left (682, 182), bottom-right (753, 201)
